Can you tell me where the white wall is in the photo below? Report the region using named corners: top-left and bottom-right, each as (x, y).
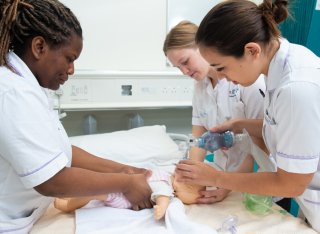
top-left (61, 0), bottom-right (222, 71)
top-left (61, 0), bottom-right (261, 71)
top-left (58, 0), bottom-right (219, 136)
top-left (167, 0), bottom-right (220, 30)
top-left (61, 0), bottom-right (168, 71)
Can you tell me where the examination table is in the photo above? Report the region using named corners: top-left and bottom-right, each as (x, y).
top-left (30, 125), bottom-right (317, 234)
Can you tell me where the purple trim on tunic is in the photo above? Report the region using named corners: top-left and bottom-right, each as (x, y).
top-left (18, 152), bottom-right (64, 177)
top-left (277, 151), bottom-right (319, 160)
top-left (283, 49), bottom-right (290, 70)
top-left (304, 198), bottom-right (320, 205)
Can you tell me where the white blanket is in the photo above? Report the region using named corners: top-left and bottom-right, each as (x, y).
top-left (31, 126), bottom-right (313, 234)
top-left (75, 198), bottom-right (216, 234)
top-left (31, 191), bottom-right (318, 234)
top-left (68, 126), bottom-right (219, 233)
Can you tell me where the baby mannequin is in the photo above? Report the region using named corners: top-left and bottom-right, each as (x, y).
top-left (54, 169), bottom-right (204, 220)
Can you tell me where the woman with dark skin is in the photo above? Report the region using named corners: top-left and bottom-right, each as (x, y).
top-left (0, 1), bottom-right (151, 233)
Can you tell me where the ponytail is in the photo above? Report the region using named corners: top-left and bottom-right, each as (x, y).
top-left (196, 0), bottom-right (290, 57)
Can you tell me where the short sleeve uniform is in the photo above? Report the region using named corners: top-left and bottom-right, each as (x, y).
top-left (263, 39), bottom-right (320, 232)
top-left (0, 52), bottom-right (72, 233)
top-left (192, 76), bottom-right (265, 171)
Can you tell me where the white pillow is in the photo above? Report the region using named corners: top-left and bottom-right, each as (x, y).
top-left (69, 125), bottom-right (183, 171)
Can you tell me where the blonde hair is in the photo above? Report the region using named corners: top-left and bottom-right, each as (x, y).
top-left (163, 20), bottom-right (198, 56)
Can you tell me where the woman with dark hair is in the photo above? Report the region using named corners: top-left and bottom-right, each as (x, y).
top-left (175, 0), bottom-right (320, 231)
top-left (163, 20), bottom-right (265, 204)
top-left (0, 1), bottom-right (151, 233)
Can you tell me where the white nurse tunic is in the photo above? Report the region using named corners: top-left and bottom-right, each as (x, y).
top-left (263, 39), bottom-right (320, 232)
top-left (192, 76), bottom-right (265, 171)
top-left (0, 52), bottom-right (72, 233)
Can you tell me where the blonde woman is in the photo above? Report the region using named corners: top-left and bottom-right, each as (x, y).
top-left (164, 21), bottom-right (266, 204)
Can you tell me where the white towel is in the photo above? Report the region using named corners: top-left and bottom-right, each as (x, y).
top-left (75, 198), bottom-right (217, 234)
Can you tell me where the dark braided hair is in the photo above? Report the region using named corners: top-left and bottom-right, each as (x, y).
top-left (0, 0), bottom-right (82, 67)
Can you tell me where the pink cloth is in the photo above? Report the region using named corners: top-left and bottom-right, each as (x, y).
top-left (104, 169), bottom-right (171, 208)
top-left (148, 169), bottom-right (171, 183)
top-left (104, 193), bottom-right (131, 209)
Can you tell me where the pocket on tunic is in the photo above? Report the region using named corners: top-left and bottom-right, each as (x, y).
top-left (230, 102), bottom-right (245, 118)
top-left (198, 106), bottom-right (217, 129)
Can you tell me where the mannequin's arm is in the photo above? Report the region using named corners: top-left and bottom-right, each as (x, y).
top-left (153, 195), bottom-right (171, 220)
top-left (189, 125), bottom-right (207, 161)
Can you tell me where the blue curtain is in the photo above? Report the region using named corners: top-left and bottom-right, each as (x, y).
top-left (279, 0), bottom-right (316, 46)
top-left (306, 4), bottom-right (320, 56)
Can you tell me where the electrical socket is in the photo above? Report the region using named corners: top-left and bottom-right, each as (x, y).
top-left (159, 86), bottom-right (193, 95)
top-left (55, 73), bottom-right (194, 109)
top-left (161, 87), bottom-right (169, 94)
top-left (181, 86), bottom-right (193, 94)
top-left (170, 87), bottom-right (177, 94)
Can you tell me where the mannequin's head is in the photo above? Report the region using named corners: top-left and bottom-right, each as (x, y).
top-left (172, 175), bottom-right (205, 204)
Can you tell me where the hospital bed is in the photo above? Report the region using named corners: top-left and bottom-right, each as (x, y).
top-left (31, 125), bottom-right (317, 234)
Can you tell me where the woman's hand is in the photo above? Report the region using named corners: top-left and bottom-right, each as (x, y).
top-left (210, 118), bottom-right (240, 133)
top-left (211, 118), bottom-right (264, 139)
top-left (123, 173), bottom-right (153, 210)
top-left (175, 160), bottom-right (218, 187)
top-left (115, 166), bottom-right (153, 210)
top-left (121, 165), bottom-right (150, 175)
top-left (197, 188), bottom-right (231, 204)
